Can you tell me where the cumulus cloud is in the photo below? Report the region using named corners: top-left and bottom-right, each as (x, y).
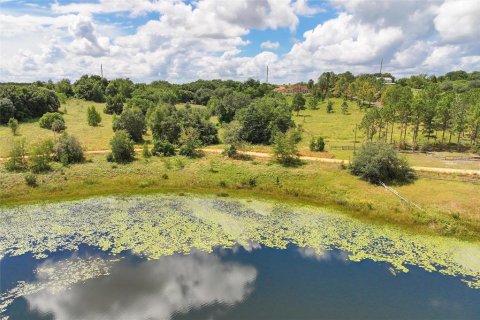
top-left (261, 41), bottom-right (280, 50)
top-left (0, 0), bottom-right (479, 83)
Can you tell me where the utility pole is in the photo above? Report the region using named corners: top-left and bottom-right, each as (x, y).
top-left (266, 65), bottom-right (269, 84)
top-left (101, 64), bottom-right (103, 78)
top-left (379, 58), bottom-right (383, 76)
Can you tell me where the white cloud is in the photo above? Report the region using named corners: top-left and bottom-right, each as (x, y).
top-left (0, 0), bottom-right (479, 84)
top-left (261, 41), bottom-right (280, 50)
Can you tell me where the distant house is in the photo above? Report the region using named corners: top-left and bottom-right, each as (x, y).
top-left (274, 84), bottom-right (312, 94)
top-left (377, 77), bottom-right (395, 85)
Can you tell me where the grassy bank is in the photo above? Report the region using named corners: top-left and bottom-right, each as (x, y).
top-left (1, 152), bottom-right (479, 242)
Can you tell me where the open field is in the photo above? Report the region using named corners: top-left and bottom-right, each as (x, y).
top-left (1, 152), bottom-right (479, 242)
top-left (1, 98), bottom-right (479, 172)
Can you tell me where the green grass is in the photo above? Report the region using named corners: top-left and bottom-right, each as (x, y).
top-left (0, 99), bottom-right (114, 156)
top-left (1, 152), bottom-right (479, 242)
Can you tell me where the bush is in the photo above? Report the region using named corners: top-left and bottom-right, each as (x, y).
top-left (152, 140), bottom-right (176, 156)
top-left (39, 112), bottom-right (65, 129)
top-left (309, 137), bottom-right (325, 152)
top-left (223, 144), bottom-right (238, 158)
top-left (87, 106), bottom-right (102, 126)
top-left (142, 143), bottom-right (152, 159)
top-left (51, 119), bottom-right (66, 132)
top-left (350, 142), bottom-right (415, 184)
top-left (104, 95), bottom-right (124, 114)
top-left (0, 98), bottom-right (15, 124)
top-left (24, 173), bottom-right (37, 187)
top-left (8, 118), bottom-right (18, 135)
top-left (29, 139), bottom-right (54, 173)
top-left (179, 128), bottom-right (202, 158)
top-left (110, 130), bottom-right (135, 163)
top-left (53, 133), bottom-right (84, 165)
top-left (4, 139), bottom-right (28, 171)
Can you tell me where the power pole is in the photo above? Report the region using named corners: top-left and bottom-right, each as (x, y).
top-left (101, 64), bottom-right (103, 78)
top-left (379, 58), bottom-right (383, 76)
top-left (266, 65), bottom-right (269, 84)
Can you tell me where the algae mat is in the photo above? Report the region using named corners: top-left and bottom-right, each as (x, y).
top-left (1, 195), bottom-right (479, 314)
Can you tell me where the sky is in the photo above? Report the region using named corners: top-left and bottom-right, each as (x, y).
top-left (0, 0), bottom-right (479, 84)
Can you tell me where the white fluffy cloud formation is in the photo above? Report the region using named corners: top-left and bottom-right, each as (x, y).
top-left (0, 0), bottom-right (479, 83)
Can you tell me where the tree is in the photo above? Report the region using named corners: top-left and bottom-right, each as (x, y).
top-left (309, 137), bottom-right (325, 152)
top-left (341, 100), bottom-right (349, 114)
top-left (291, 93), bottom-right (306, 116)
top-left (142, 142), bottom-right (152, 159)
top-left (350, 142), bottom-right (414, 184)
top-left (152, 140), bottom-right (176, 156)
top-left (29, 139), bottom-right (54, 173)
top-left (110, 130), bottom-right (135, 163)
top-left (179, 127), bottom-right (202, 158)
top-left (4, 138), bottom-right (28, 172)
top-left (73, 75), bottom-right (107, 102)
top-left (56, 79), bottom-right (74, 97)
top-left (273, 128), bottom-right (301, 165)
top-left (39, 112), bottom-right (65, 130)
top-left (235, 96), bottom-right (294, 144)
top-left (87, 106), bottom-right (102, 126)
top-left (104, 95), bottom-right (124, 115)
top-left (112, 107), bottom-right (146, 142)
top-left (215, 92), bottom-right (251, 123)
top-left (8, 118), bottom-right (18, 135)
top-left (53, 133), bottom-right (84, 165)
top-left (308, 95), bottom-right (319, 110)
top-left (0, 98), bottom-right (15, 124)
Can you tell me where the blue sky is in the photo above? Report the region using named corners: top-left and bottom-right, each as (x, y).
top-left (0, 0), bottom-right (479, 83)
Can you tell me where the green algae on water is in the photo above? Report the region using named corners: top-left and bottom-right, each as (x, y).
top-left (0, 194), bottom-right (479, 291)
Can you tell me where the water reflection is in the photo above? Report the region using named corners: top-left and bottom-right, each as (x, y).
top-left (25, 251), bottom-right (257, 320)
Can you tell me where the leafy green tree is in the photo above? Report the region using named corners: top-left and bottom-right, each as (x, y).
top-left (8, 118), bottom-right (18, 135)
top-left (29, 139), bottom-right (54, 173)
top-left (215, 92), bottom-right (251, 123)
top-left (308, 95), bottom-right (319, 110)
top-left (235, 96), bottom-right (294, 144)
top-left (291, 93), bottom-right (306, 116)
top-left (73, 75), bottom-right (107, 102)
top-left (350, 142), bottom-right (414, 184)
top-left (112, 107), bottom-right (146, 142)
top-left (326, 101), bottom-right (334, 113)
top-left (110, 130), bottom-right (135, 163)
top-left (0, 98), bottom-right (15, 124)
top-left (4, 138), bottom-right (28, 172)
top-left (451, 94), bottom-right (469, 144)
top-left (152, 140), bottom-right (176, 156)
top-left (87, 106), bottom-right (102, 126)
top-left (53, 133), bottom-right (84, 165)
top-left (39, 112), bottom-right (65, 129)
top-left (104, 95), bottom-right (124, 115)
top-left (56, 79), bottom-right (74, 97)
top-left (273, 128), bottom-right (300, 165)
top-left (105, 78), bottom-right (134, 99)
top-left (179, 127), bottom-right (202, 158)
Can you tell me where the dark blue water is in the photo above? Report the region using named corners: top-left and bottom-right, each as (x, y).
top-left (1, 244), bottom-right (479, 320)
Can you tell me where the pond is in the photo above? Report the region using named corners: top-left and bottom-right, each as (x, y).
top-left (1, 195), bottom-right (479, 319)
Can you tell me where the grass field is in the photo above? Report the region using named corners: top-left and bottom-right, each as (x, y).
top-left (1, 152), bottom-right (479, 242)
top-left (1, 98), bottom-right (479, 171)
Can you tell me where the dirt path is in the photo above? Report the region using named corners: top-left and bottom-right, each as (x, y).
top-left (1, 148), bottom-right (479, 176)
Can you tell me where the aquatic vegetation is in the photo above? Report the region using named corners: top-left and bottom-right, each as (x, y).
top-left (0, 194), bottom-right (479, 299)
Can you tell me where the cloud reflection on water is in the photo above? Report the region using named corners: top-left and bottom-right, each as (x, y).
top-left (25, 251), bottom-right (257, 320)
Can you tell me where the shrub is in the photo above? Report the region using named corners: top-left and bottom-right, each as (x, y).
top-left (24, 173), bottom-right (37, 187)
top-left (350, 142), bottom-right (415, 184)
top-left (4, 139), bottom-right (28, 171)
top-left (152, 140), bottom-right (176, 156)
top-left (179, 128), bottom-right (202, 158)
top-left (104, 94), bottom-right (124, 114)
top-left (51, 119), bottom-right (66, 133)
top-left (0, 98), bottom-right (15, 124)
top-left (8, 118), bottom-right (18, 135)
top-left (309, 137), bottom-right (325, 152)
top-left (223, 144), bottom-right (238, 158)
top-left (87, 106), bottom-right (102, 126)
top-left (29, 139), bottom-right (54, 173)
top-left (142, 143), bottom-right (152, 159)
top-left (110, 130), bottom-right (135, 163)
top-left (39, 112), bottom-right (65, 129)
top-left (53, 133), bottom-right (84, 165)
top-left (326, 101), bottom-right (334, 113)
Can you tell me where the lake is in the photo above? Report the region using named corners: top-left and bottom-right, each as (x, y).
top-left (1, 195), bottom-right (479, 319)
